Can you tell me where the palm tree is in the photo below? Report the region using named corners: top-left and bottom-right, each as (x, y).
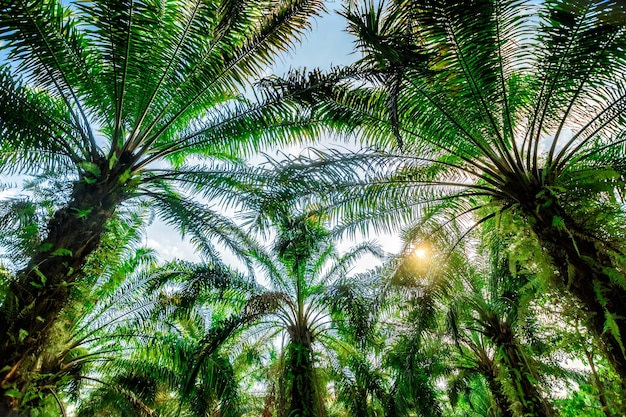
top-left (378, 246), bottom-right (458, 417)
top-left (325, 269), bottom-right (391, 416)
top-left (0, 0), bottom-right (325, 407)
top-left (206, 208), bottom-right (386, 417)
top-left (260, 0), bottom-right (626, 380)
top-left (446, 255), bottom-right (557, 417)
top-left (0, 206), bottom-right (260, 414)
top-left (446, 330), bottom-right (515, 417)
top-left (264, 215), bottom-right (384, 417)
top-left (331, 351), bottom-right (389, 416)
top-left (0, 196), bottom-right (157, 412)
top-left (377, 225), bottom-right (563, 416)
top-left (73, 258), bottom-right (270, 417)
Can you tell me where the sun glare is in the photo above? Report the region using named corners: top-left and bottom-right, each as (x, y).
top-left (414, 247), bottom-right (428, 260)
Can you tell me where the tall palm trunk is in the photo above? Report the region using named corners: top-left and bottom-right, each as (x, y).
top-left (583, 348), bottom-right (615, 417)
top-left (485, 317), bottom-right (555, 417)
top-left (474, 347), bottom-right (515, 417)
top-left (0, 168), bottom-right (127, 410)
top-left (351, 386), bottom-right (369, 417)
top-left (528, 203), bottom-right (626, 381)
top-left (285, 326), bottom-right (325, 417)
top-left (261, 383), bottom-right (277, 417)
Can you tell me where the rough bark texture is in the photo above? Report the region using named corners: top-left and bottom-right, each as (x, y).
top-left (261, 383), bottom-right (276, 417)
top-left (528, 203), bottom-right (626, 382)
top-left (584, 348), bottom-right (616, 417)
top-left (0, 174), bottom-right (126, 410)
top-left (487, 319), bottom-right (555, 417)
top-left (476, 348), bottom-right (515, 417)
top-left (285, 326), bottom-right (325, 417)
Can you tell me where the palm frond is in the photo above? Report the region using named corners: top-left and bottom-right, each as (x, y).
top-left (141, 183), bottom-right (259, 274)
top-left (0, 0), bottom-right (97, 153)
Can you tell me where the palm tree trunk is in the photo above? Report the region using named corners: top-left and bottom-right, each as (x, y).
top-left (483, 375), bottom-right (515, 417)
top-left (285, 327), bottom-right (325, 417)
top-left (487, 320), bottom-right (555, 417)
top-left (287, 341), bottom-right (316, 417)
top-left (353, 387), bottom-right (369, 417)
top-left (529, 206), bottom-right (626, 382)
top-left (261, 383), bottom-right (277, 417)
top-left (0, 175), bottom-right (125, 410)
top-left (584, 347), bottom-right (615, 417)
top-left (475, 349), bottom-right (515, 417)
top-left (384, 387), bottom-right (399, 417)
top-left (500, 343), bottom-right (555, 417)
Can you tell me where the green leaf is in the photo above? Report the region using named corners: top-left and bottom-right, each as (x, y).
top-left (604, 311), bottom-right (626, 356)
top-left (78, 161), bottom-right (101, 177)
top-left (72, 207), bottom-right (92, 218)
top-left (551, 215), bottom-right (565, 230)
top-left (119, 168), bottom-right (132, 184)
top-left (18, 328), bottom-right (28, 342)
top-left (5, 388), bottom-right (22, 399)
top-left (39, 242), bottom-right (53, 252)
top-left (603, 266), bottom-right (626, 290)
top-left (109, 153), bottom-right (119, 170)
top-left (32, 267), bottom-right (47, 285)
top-left (51, 248), bottom-right (72, 257)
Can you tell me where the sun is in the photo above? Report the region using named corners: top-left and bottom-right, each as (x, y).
top-left (414, 246), bottom-right (428, 260)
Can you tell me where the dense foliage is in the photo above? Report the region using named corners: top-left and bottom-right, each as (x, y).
top-left (0, 0), bottom-right (325, 410)
top-left (1, 0), bottom-right (626, 416)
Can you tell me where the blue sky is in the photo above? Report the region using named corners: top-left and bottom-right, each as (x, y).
top-left (146, 3), bottom-right (369, 262)
top-left (273, 2), bottom-right (357, 71)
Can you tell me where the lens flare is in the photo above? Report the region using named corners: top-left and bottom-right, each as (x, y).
top-left (414, 247), bottom-right (428, 260)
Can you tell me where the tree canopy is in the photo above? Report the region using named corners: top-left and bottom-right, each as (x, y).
top-left (2, 0), bottom-right (626, 416)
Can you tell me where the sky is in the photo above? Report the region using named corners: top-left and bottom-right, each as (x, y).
top-left (144, 2), bottom-right (401, 267)
top-left (271, 1), bottom-right (358, 71)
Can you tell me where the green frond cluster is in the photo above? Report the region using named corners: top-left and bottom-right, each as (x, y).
top-left (2, 0), bottom-right (626, 415)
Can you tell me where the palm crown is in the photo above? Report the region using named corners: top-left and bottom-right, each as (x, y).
top-left (258, 0), bottom-right (626, 382)
top-left (179, 207), bottom-right (386, 417)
